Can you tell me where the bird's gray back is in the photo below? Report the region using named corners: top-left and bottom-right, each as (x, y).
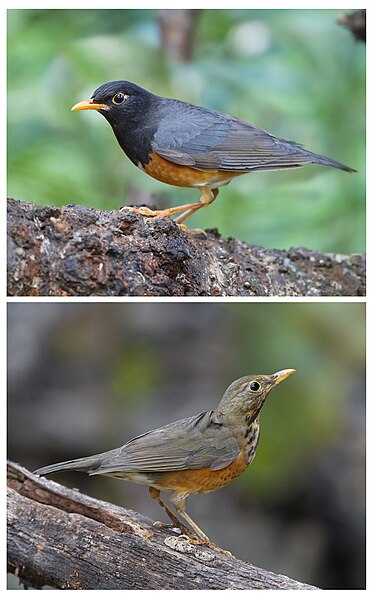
top-left (90, 410), bottom-right (241, 475)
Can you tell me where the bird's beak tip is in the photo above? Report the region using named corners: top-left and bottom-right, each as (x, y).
top-left (273, 369), bottom-right (296, 384)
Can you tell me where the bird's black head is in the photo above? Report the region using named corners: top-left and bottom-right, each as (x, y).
top-left (71, 80), bottom-right (155, 127)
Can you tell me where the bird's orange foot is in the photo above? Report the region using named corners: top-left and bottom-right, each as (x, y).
top-left (153, 520), bottom-right (192, 537)
top-left (153, 520), bottom-right (173, 529)
top-left (144, 218), bottom-right (190, 233)
top-left (179, 533), bottom-right (207, 545)
top-left (170, 223), bottom-right (206, 234)
top-left (121, 206), bottom-right (207, 234)
top-left (206, 542), bottom-right (232, 557)
top-left (175, 223), bottom-right (189, 232)
top-left (122, 206), bottom-right (175, 219)
top-left (177, 534), bottom-right (233, 556)
top-left (185, 227), bottom-right (207, 235)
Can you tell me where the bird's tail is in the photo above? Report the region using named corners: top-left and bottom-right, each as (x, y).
top-left (277, 136), bottom-right (357, 173)
top-left (34, 453), bottom-right (106, 477)
top-left (305, 149), bottom-right (356, 173)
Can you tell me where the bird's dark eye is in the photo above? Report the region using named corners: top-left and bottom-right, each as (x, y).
top-left (112, 93), bottom-right (127, 105)
top-left (249, 381), bottom-right (260, 392)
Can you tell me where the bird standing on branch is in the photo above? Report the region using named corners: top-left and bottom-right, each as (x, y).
top-left (35, 369), bottom-right (295, 551)
top-left (72, 81), bottom-right (355, 227)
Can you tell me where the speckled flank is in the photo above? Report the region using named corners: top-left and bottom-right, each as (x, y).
top-left (244, 420), bottom-right (260, 466)
top-left (143, 152), bottom-right (246, 188)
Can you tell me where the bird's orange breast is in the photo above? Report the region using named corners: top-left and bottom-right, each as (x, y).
top-left (152, 451), bottom-right (248, 495)
top-left (143, 152), bottom-right (245, 188)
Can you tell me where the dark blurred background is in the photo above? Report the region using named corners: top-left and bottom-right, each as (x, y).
top-left (7, 302), bottom-right (365, 589)
top-left (7, 8), bottom-right (365, 253)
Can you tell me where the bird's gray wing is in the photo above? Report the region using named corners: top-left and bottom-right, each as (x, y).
top-left (90, 410), bottom-right (241, 475)
top-left (151, 99), bottom-right (316, 173)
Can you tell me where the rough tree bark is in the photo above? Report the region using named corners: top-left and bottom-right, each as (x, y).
top-left (7, 462), bottom-right (317, 590)
top-left (7, 198), bottom-right (365, 297)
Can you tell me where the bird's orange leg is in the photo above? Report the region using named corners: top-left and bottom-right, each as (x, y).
top-left (174, 188), bottom-right (219, 224)
top-left (171, 493), bottom-right (232, 555)
top-left (122, 187), bottom-right (219, 225)
top-left (171, 494), bottom-right (210, 542)
top-left (149, 487), bottom-right (192, 537)
top-left (123, 202), bottom-right (202, 219)
top-left (150, 487), bottom-right (231, 554)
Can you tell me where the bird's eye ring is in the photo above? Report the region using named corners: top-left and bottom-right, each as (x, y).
top-left (249, 381), bottom-right (261, 392)
top-left (112, 93), bottom-right (127, 105)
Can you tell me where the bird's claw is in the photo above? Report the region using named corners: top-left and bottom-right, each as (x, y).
top-left (175, 223), bottom-right (189, 232)
top-left (120, 206), bottom-right (207, 234)
top-left (176, 534), bottom-right (233, 556)
top-left (199, 539), bottom-right (233, 556)
top-left (153, 521), bottom-right (194, 537)
top-left (153, 520), bottom-right (179, 531)
top-left (187, 227), bottom-right (207, 235)
top-left (122, 206), bottom-right (172, 219)
top-left (121, 207), bottom-right (200, 234)
top-left (212, 545), bottom-right (233, 557)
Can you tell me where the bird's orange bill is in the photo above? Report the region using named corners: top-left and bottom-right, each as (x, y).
top-left (273, 369), bottom-right (296, 384)
top-left (71, 99), bottom-right (109, 111)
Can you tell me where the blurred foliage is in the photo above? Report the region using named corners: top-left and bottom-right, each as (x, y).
top-left (7, 9), bottom-right (365, 253)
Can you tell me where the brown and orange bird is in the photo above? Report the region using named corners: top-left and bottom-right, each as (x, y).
top-left (71, 81), bottom-right (355, 226)
top-left (35, 369), bottom-right (295, 550)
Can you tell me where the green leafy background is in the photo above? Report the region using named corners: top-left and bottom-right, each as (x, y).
top-left (7, 9), bottom-right (365, 252)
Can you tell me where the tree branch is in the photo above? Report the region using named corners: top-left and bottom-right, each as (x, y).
top-left (7, 462), bottom-right (317, 590)
top-left (339, 9), bottom-right (366, 43)
top-left (158, 9), bottom-right (198, 62)
top-left (7, 198), bottom-right (365, 296)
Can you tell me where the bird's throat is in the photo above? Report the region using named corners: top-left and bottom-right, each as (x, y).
top-left (111, 118), bottom-right (156, 168)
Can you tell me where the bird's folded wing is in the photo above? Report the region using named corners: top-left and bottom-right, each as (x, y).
top-left (152, 100), bottom-right (312, 172)
top-left (90, 410), bottom-right (241, 474)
